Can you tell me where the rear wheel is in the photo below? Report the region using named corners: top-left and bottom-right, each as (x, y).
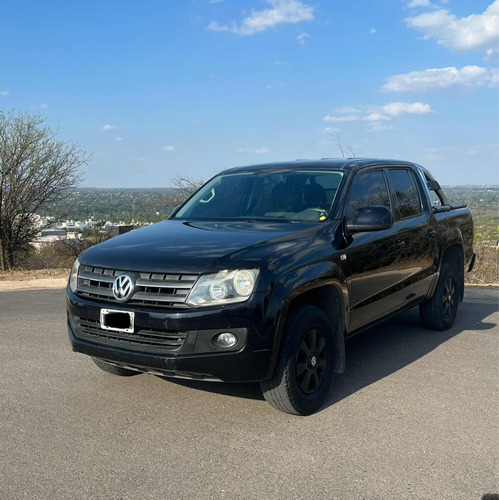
top-left (260, 306), bottom-right (336, 415)
top-left (92, 358), bottom-right (139, 377)
top-left (420, 263), bottom-right (459, 330)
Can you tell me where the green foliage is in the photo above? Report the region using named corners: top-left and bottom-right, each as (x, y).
top-left (37, 188), bottom-right (179, 224)
top-left (441, 186), bottom-right (499, 284)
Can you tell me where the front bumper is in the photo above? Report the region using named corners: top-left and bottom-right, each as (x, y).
top-left (66, 287), bottom-right (274, 382)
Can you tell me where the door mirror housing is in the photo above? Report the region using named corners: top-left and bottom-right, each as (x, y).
top-left (346, 205), bottom-right (393, 233)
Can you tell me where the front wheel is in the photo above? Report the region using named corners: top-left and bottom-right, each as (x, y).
top-left (420, 263), bottom-right (460, 331)
top-left (260, 306), bottom-right (336, 415)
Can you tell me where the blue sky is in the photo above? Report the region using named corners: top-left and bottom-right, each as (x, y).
top-left (1, 0), bottom-right (498, 187)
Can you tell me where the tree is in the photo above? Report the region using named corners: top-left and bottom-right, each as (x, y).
top-left (55, 226), bottom-right (115, 260)
top-left (161, 174), bottom-right (205, 210)
top-left (335, 134), bottom-right (358, 159)
top-left (0, 111), bottom-right (88, 270)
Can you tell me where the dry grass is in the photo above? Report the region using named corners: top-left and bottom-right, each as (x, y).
top-left (0, 268), bottom-right (70, 281)
top-left (465, 239), bottom-right (498, 285)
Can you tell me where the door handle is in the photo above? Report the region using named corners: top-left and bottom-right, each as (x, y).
top-left (393, 240), bottom-right (405, 249)
top-left (427, 228), bottom-right (436, 237)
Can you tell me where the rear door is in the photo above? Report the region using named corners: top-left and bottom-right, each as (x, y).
top-left (384, 167), bottom-right (435, 300)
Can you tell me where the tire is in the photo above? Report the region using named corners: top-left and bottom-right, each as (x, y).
top-left (420, 263), bottom-right (460, 331)
top-left (92, 357), bottom-right (139, 377)
top-left (260, 305), bottom-right (336, 416)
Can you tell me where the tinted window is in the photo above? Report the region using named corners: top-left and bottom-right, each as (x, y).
top-left (174, 170), bottom-right (344, 222)
top-left (346, 170), bottom-right (390, 223)
top-left (386, 169), bottom-right (422, 219)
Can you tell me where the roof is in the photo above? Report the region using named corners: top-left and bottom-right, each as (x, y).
top-left (226, 158), bottom-right (417, 174)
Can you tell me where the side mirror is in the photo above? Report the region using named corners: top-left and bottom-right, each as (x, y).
top-left (346, 205), bottom-right (393, 233)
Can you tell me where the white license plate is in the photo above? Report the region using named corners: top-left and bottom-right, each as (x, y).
top-left (100, 309), bottom-right (135, 334)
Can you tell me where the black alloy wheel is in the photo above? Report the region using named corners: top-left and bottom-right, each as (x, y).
top-left (295, 328), bottom-right (328, 395)
top-left (441, 277), bottom-right (457, 323)
top-left (420, 262), bottom-right (460, 331)
top-left (260, 305), bottom-right (337, 415)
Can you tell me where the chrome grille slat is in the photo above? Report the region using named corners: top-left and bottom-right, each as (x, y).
top-left (77, 266), bottom-right (198, 309)
top-left (79, 271), bottom-right (116, 283)
top-left (132, 291), bottom-right (187, 303)
top-left (135, 278), bottom-right (194, 289)
top-left (78, 283), bottom-right (114, 297)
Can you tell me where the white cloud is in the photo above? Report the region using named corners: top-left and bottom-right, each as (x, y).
top-left (40, 103), bottom-right (48, 109)
top-left (368, 122), bottom-right (396, 132)
top-left (297, 32), bottom-right (310, 45)
top-left (364, 113), bottom-right (391, 122)
top-left (115, 137), bottom-right (123, 142)
top-left (162, 145), bottom-right (175, 151)
top-left (407, 0), bottom-right (432, 7)
top-left (255, 147), bottom-right (271, 153)
top-left (265, 84), bottom-right (272, 90)
top-left (405, 1), bottom-right (499, 53)
top-left (383, 65), bottom-right (494, 93)
top-left (370, 28), bottom-right (377, 34)
top-left (323, 114), bottom-right (361, 123)
top-left (322, 102), bottom-right (433, 132)
top-left (323, 127), bottom-right (340, 133)
top-left (102, 124), bottom-right (118, 131)
top-left (485, 47), bottom-right (499, 62)
top-left (0, 90), bottom-right (9, 96)
top-left (207, 0), bottom-right (314, 36)
top-left (381, 102), bottom-right (432, 116)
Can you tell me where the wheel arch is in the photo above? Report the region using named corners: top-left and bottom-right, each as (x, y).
top-left (440, 243), bottom-right (465, 303)
top-left (267, 263), bottom-right (348, 380)
top-left (287, 285), bottom-right (346, 374)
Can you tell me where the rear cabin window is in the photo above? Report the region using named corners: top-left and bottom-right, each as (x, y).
top-left (386, 169), bottom-right (422, 219)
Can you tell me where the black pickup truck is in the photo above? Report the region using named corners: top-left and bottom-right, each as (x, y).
top-left (67, 159), bottom-right (475, 415)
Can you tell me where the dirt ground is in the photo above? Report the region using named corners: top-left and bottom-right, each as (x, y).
top-left (0, 269), bottom-right (69, 292)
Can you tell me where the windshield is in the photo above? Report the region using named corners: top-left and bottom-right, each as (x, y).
top-left (174, 169), bottom-right (344, 222)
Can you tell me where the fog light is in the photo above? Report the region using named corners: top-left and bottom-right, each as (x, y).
top-left (212, 332), bottom-right (238, 349)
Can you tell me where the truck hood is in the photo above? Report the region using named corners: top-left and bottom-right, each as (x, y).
top-left (80, 220), bottom-right (328, 273)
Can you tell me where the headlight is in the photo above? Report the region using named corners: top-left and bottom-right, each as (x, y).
top-left (187, 269), bottom-right (259, 307)
top-left (69, 258), bottom-right (80, 293)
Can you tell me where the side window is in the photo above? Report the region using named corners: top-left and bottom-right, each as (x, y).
top-left (346, 170), bottom-right (390, 223)
top-left (386, 169), bottom-right (422, 219)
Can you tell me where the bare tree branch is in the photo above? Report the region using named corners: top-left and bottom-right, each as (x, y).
top-left (335, 134), bottom-right (358, 159)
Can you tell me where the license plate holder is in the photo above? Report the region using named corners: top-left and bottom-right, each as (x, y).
top-left (100, 309), bottom-right (135, 334)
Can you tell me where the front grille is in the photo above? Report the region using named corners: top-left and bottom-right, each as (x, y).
top-left (77, 265), bottom-right (198, 309)
top-left (74, 317), bottom-right (188, 354)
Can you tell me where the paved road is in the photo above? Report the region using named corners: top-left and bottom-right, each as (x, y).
top-left (1, 287), bottom-right (497, 500)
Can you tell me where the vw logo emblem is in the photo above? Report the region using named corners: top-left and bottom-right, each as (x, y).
top-left (112, 274), bottom-right (135, 302)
